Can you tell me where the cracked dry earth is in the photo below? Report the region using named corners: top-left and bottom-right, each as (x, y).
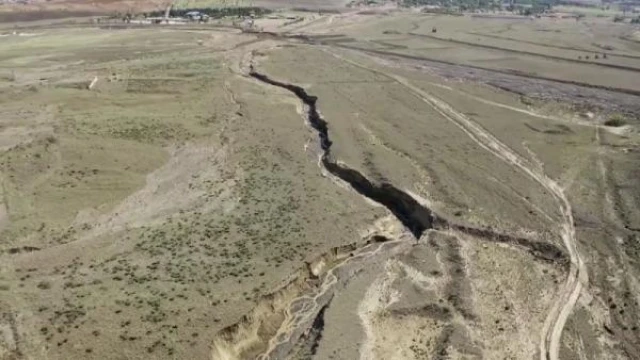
top-left (1, 12), bottom-right (640, 360)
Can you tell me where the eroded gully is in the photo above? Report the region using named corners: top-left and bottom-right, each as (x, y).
top-left (213, 64), bottom-right (572, 359)
top-left (248, 69), bottom-right (568, 263)
top-left (249, 71), bottom-right (437, 238)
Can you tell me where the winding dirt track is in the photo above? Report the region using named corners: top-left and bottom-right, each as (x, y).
top-left (322, 48), bottom-right (589, 360)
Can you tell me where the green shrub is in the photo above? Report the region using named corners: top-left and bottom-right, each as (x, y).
top-left (604, 115), bottom-right (627, 127)
top-left (37, 281), bottom-right (51, 290)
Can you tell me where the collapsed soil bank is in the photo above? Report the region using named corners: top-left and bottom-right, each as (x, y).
top-left (211, 235), bottom-right (399, 359)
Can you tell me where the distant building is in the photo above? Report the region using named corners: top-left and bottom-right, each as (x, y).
top-left (185, 11), bottom-right (209, 22)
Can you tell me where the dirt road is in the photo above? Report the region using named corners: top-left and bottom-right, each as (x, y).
top-left (323, 48), bottom-right (589, 360)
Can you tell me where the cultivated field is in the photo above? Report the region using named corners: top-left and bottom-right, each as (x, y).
top-left (1, 5), bottom-right (639, 360)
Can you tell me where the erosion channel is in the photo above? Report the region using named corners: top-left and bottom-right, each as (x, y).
top-left (250, 71), bottom-right (438, 238)
top-left (210, 68), bottom-right (571, 360)
top-left (248, 69), bottom-right (568, 264)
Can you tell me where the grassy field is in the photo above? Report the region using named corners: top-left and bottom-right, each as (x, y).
top-left (0, 25), bottom-right (381, 359)
top-left (554, 5), bottom-right (625, 17)
top-left (1, 8), bottom-right (639, 360)
top-left (325, 14), bottom-right (640, 93)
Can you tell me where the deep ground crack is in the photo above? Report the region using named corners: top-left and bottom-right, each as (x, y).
top-left (249, 69), bottom-right (568, 265)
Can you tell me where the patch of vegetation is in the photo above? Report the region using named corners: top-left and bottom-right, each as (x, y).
top-left (146, 7), bottom-right (272, 19)
top-left (604, 114), bottom-right (627, 127)
top-left (108, 121), bottom-right (192, 144)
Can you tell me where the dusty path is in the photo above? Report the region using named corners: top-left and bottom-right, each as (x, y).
top-left (323, 49), bottom-right (588, 360)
